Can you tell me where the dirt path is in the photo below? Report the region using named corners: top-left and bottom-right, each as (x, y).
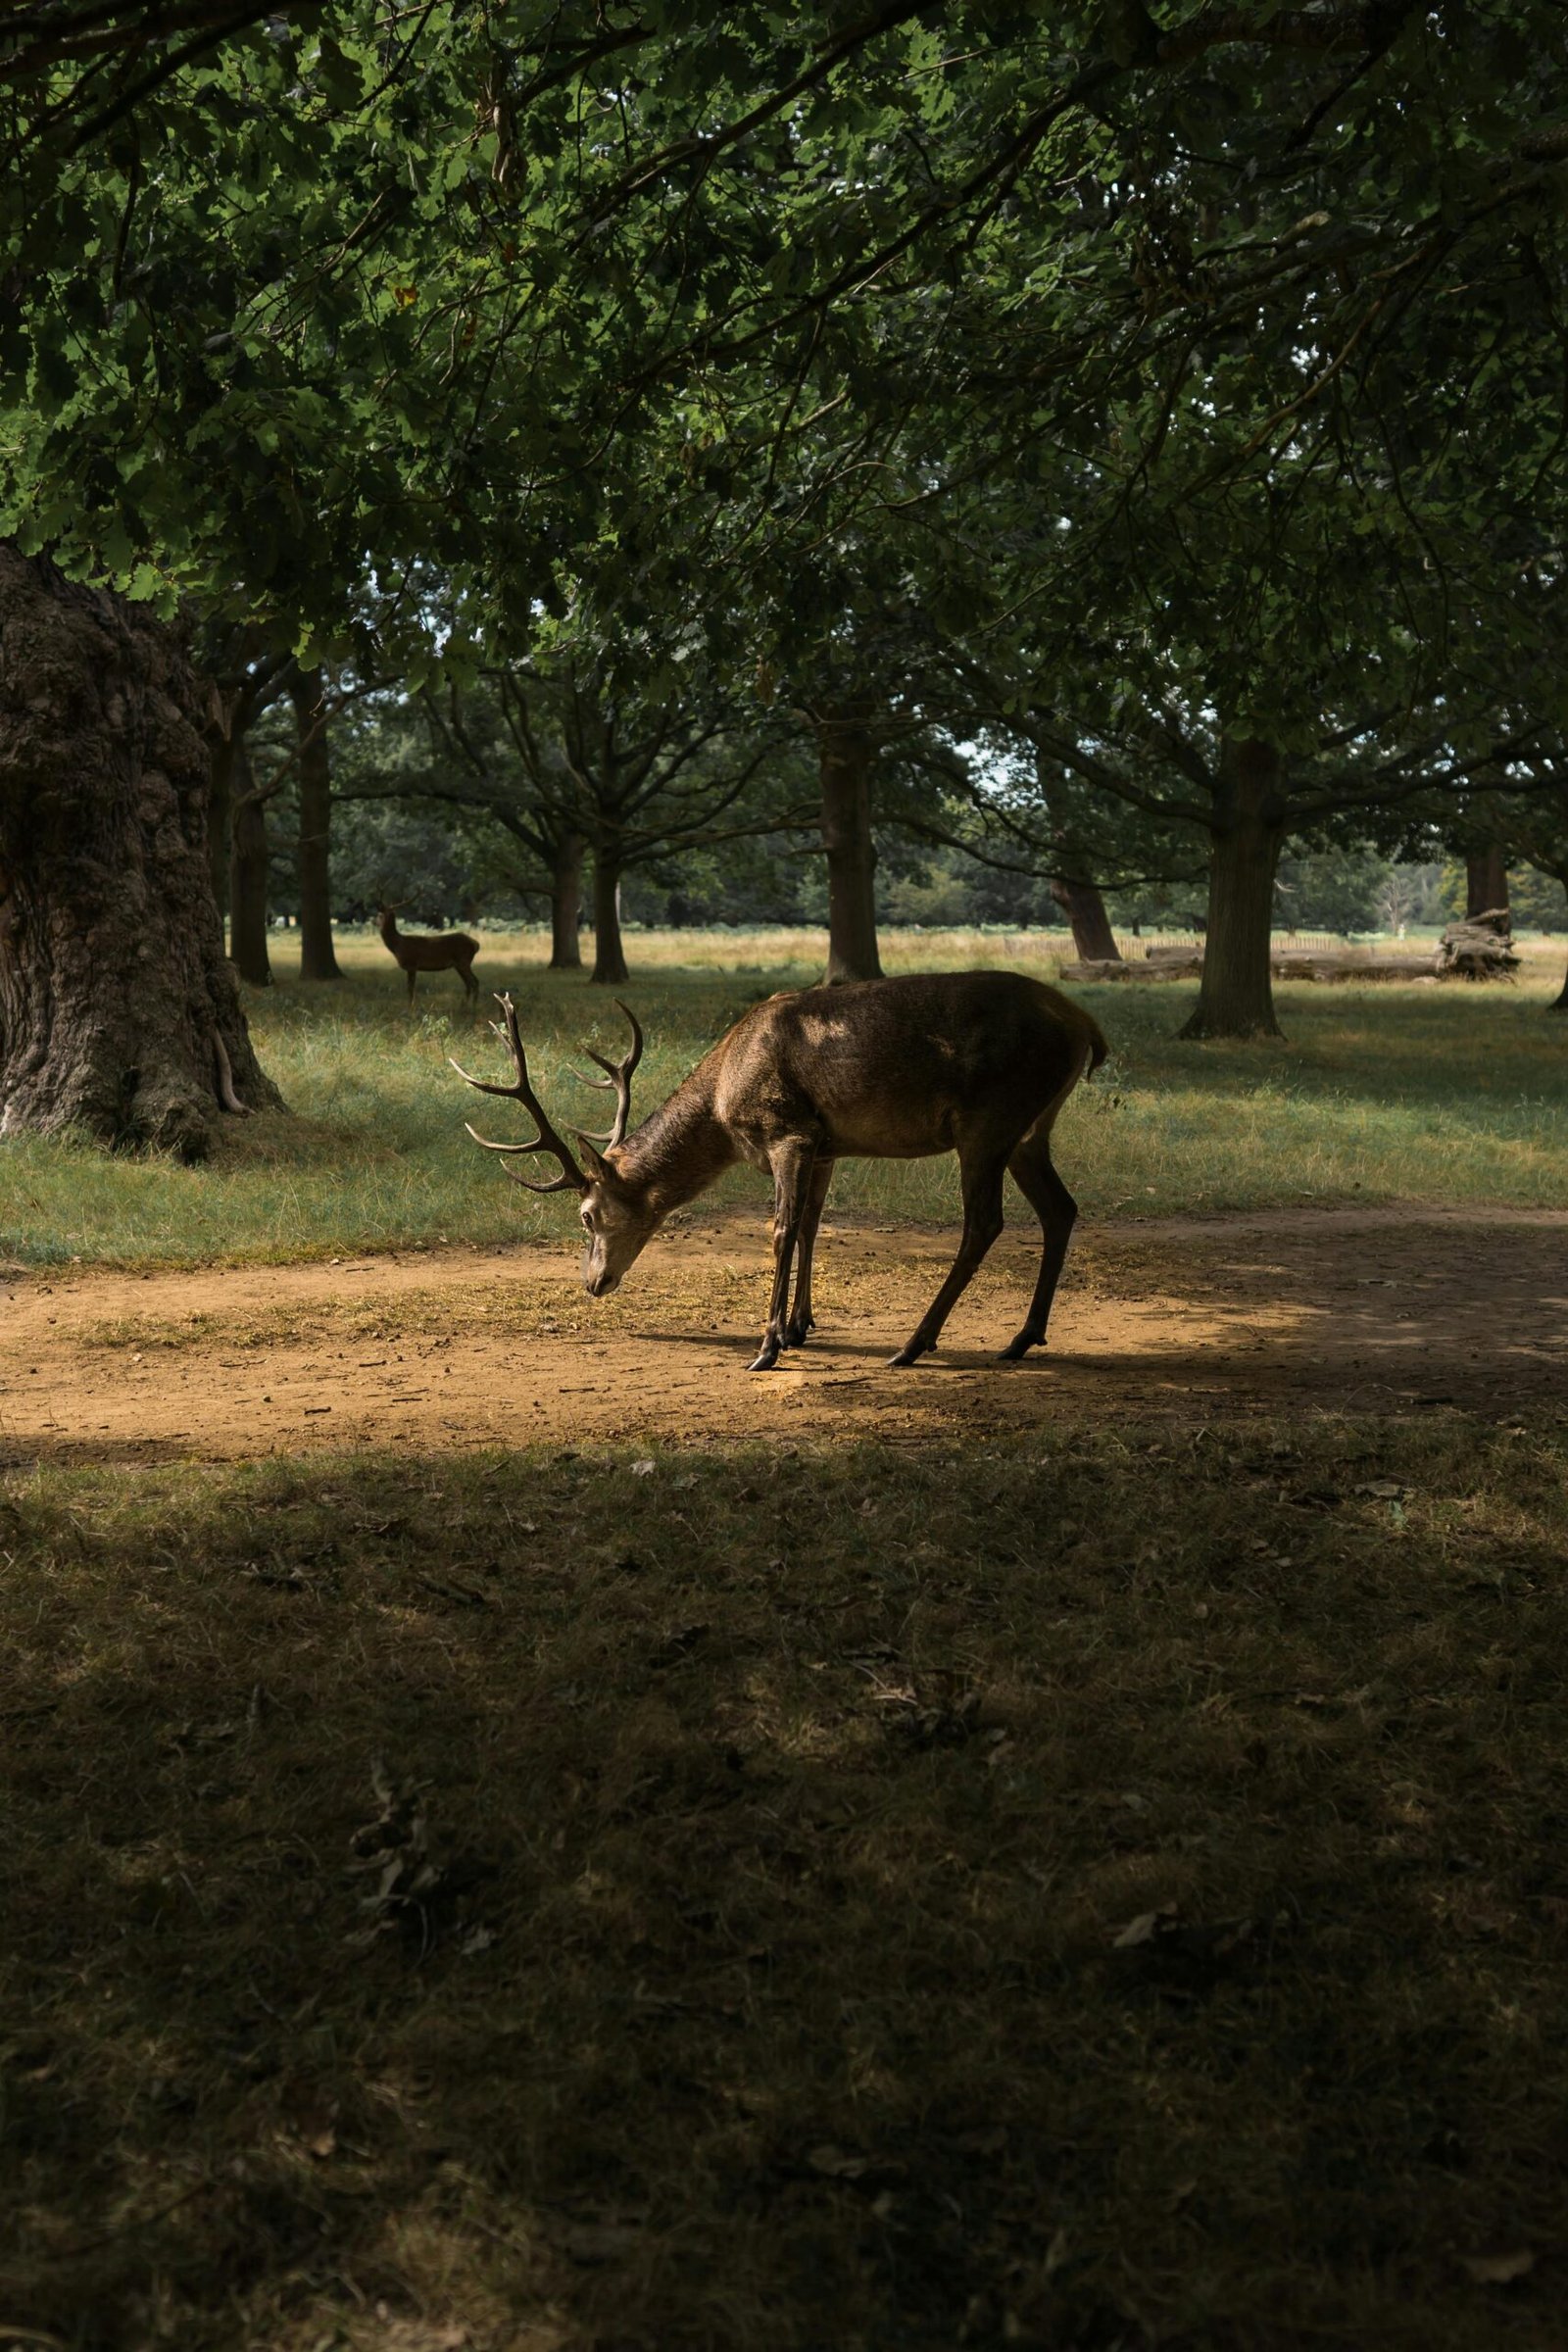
top-left (3, 1206), bottom-right (1565, 1464)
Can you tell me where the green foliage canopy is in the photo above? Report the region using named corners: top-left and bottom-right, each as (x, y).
top-left (6, 0), bottom-right (1565, 681)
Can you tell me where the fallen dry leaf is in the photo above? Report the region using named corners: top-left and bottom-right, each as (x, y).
top-left (346, 1759), bottom-right (485, 1955)
top-left (650, 1622), bottom-right (710, 1667)
top-left (371, 2321), bottom-right (472, 2351)
top-left (550, 2215), bottom-right (648, 2263)
top-left (1112, 1905), bottom-right (1180, 1949)
top-left (1460, 2249), bottom-right (1535, 2285)
top-left (806, 2144), bottom-right (906, 2186)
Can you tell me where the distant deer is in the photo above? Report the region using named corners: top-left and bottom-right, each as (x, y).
top-left (453, 973), bottom-right (1106, 1370)
top-left (378, 905), bottom-right (480, 1004)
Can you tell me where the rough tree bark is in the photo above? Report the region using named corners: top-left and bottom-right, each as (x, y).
top-left (1465, 845), bottom-right (1510, 922)
top-left (0, 546), bottom-right (281, 1156)
top-left (817, 709), bottom-right (882, 984)
top-left (590, 852), bottom-right (628, 985)
top-left (1051, 872), bottom-right (1122, 962)
top-left (208, 728), bottom-right (234, 937)
top-left (550, 831), bottom-right (585, 970)
top-left (1542, 866), bottom-right (1568, 1010)
top-left (227, 741), bottom-right (272, 987)
top-left (290, 665), bottom-right (341, 981)
top-left (1179, 738), bottom-right (1289, 1041)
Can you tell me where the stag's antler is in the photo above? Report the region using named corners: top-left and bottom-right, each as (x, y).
top-left (450, 994), bottom-right (588, 1194)
top-left (569, 999), bottom-right (644, 1147)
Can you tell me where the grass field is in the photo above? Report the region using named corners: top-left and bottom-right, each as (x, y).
top-left (1, 926), bottom-right (1564, 1268)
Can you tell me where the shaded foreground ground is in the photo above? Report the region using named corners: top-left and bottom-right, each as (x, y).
top-left (4, 1205), bottom-right (1567, 1461)
top-left (4, 1408), bottom-right (1568, 2350)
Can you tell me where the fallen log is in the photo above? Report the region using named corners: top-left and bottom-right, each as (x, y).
top-left (1437, 909), bottom-right (1519, 981)
top-left (1060, 955), bottom-right (1200, 982)
top-left (1061, 949), bottom-right (1442, 985)
top-left (1271, 951), bottom-right (1439, 982)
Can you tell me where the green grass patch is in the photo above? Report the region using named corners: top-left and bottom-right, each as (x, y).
top-left (2, 929), bottom-right (1564, 1268)
top-left (4, 1414), bottom-right (1567, 2347)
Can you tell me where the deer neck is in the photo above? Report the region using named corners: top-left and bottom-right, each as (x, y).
top-left (378, 911), bottom-right (399, 945)
top-left (613, 1069), bottom-right (733, 1216)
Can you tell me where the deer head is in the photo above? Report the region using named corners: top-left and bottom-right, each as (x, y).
top-left (452, 996), bottom-right (652, 1297)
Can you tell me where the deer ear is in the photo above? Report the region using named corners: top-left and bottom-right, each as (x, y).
top-left (575, 1135), bottom-right (612, 1185)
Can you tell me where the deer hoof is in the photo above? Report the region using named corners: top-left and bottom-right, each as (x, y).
top-left (748, 1345), bottom-right (782, 1372)
top-left (784, 1316), bottom-right (813, 1349)
top-left (997, 1332), bottom-right (1039, 1362)
top-left (887, 1344), bottom-right (927, 1368)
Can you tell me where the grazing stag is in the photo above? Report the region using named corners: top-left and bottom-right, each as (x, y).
top-left (378, 904), bottom-right (480, 1004)
top-left (454, 973), bottom-right (1106, 1370)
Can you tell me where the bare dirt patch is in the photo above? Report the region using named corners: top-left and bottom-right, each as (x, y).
top-left (4, 1205), bottom-right (1564, 1464)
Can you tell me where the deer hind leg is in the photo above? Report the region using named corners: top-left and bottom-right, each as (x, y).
top-left (998, 1127), bottom-right (1078, 1362)
top-left (889, 1145), bottom-right (1007, 1368)
top-left (462, 957), bottom-right (479, 1002)
top-left (750, 1141), bottom-right (817, 1372)
top-left (406, 965), bottom-right (417, 1005)
top-left (784, 1157), bottom-right (834, 1348)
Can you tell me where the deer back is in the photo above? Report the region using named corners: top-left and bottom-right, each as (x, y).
top-left (383, 915), bottom-right (477, 970)
top-left (710, 972), bottom-right (1102, 1159)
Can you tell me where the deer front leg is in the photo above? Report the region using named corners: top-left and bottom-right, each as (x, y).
top-left (784, 1157), bottom-right (834, 1348)
top-left (749, 1141), bottom-right (816, 1372)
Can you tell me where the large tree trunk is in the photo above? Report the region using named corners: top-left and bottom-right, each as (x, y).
top-left (209, 730), bottom-right (234, 938)
top-left (227, 745), bottom-right (272, 988)
top-left (1465, 845), bottom-right (1510, 921)
top-left (590, 852), bottom-right (628, 986)
top-left (290, 665), bottom-right (341, 981)
top-left (550, 831), bottom-right (585, 970)
top-left (1545, 876), bottom-right (1568, 1011)
top-left (1051, 871), bottom-right (1121, 962)
top-left (818, 710), bottom-right (882, 984)
top-left (1179, 738), bottom-right (1288, 1042)
top-left (0, 547), bottom-right (280, 1158)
